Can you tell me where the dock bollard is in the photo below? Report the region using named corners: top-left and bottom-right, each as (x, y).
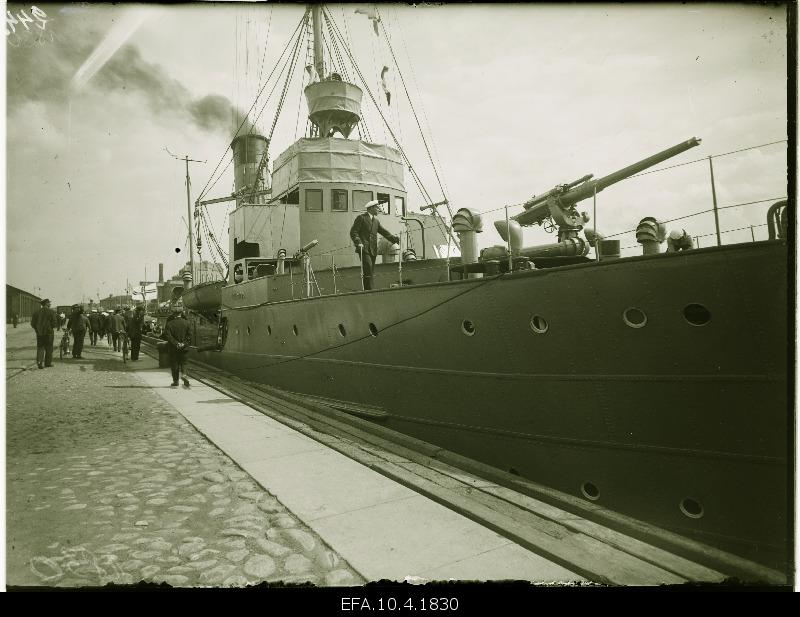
top-left (157, 341), bottom-right (170, 368)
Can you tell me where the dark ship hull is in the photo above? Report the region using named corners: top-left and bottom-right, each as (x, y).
top-left (195, 239), bottom-right (789, 569)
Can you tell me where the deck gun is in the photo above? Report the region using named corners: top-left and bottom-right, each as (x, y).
top-left (512, 138), bottom-right (702, 237)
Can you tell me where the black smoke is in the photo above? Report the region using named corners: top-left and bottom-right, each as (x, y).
top-left (6, 6), bottom-right (260, 137)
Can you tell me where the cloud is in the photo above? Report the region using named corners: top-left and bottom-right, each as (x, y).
top-left (6, 8), bottom-right (261, 138)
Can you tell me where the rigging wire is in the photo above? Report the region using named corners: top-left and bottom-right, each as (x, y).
top-left (197, 9), bottom-right (309, 202)
top-left (390, 7), bottom-right (451, 202)
top-left (628, 139), bottom-right (788, 179)
top-left (248, 11), bottom-right (308, 205)
top-left (603, 197), bottom-right (788, 238)
top-left (221, 271), bottom-right (500, 372)
top-left (294, 20), bottom-right (311, 140)
top-left (323, 8), bottom-right (438, 210)
top-left (465, 140), bottom-right (789, 221)
top-left (377, 8), bottom-right (451, 218)
top-left (201, 14), bottom-right (306, 201)
top-left (255, 5), bottom-right (274, 93)
top-left (322, 11), bottom-right (344, 78)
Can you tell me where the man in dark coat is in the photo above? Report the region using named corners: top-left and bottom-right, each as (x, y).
top-left (88, 309), bottom-right (101, 346)
top-left (31, 298), bottom-right (58, 368)
top-left (349, 200), bottom-right (400, 290)
top-left (108, 308), bottom-right (126, 352)
top-left (126, 306), bottom-right (145, 361)
top-left (66, 305), bottom-right (90, 359)
top-left (164, 310), bottom-right (192, 387)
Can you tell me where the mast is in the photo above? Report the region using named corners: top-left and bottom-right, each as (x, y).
top-left (312, 4), bottom-right (325, 80)
top-left (184, 155), bottom-right (195, 284)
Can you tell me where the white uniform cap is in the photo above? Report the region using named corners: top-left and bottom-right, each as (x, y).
top-left (669, 230), bottom-right (683, 241)
top-left (364, 200), bottom-right (381, 210)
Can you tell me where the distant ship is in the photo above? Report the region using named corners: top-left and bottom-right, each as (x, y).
top-left (178, 5), bottom-right (789, 572)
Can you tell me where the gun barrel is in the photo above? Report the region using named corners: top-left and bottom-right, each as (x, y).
top-left (566, 137), bottom-right (701, 205)
top-left (512, 137), bottom-right (701, 227)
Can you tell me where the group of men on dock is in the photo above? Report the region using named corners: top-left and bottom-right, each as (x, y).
top-left (28, 298), bottom-right (191, 388)
top-left (29, 300), bottom-right (145, 367)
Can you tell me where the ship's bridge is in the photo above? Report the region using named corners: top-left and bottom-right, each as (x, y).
top-left (269, 137), bottom-right (409, 271)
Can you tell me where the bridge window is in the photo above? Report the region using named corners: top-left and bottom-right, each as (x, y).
top-left (395, 196), bottom-right (406, 217)
top-left (305, 189), bottom-right (323, 212)
top-left (332, 189), bottom-right (348, 212)
top-left (377, 193), bottom-right (390, 214)
top-left (280, 188), bottom-right (299, 205)
top-left (353, 190), bottom-right (373, 212)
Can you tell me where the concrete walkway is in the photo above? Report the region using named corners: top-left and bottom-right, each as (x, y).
top-left (5, 325), bottom-right (580, 586)
top-left (136, 368), bottom-right (581, 583)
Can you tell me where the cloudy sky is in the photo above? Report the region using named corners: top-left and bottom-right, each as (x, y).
top-left (2, 2), bottom-right (789, 305)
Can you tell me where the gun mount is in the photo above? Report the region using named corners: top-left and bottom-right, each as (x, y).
top-left (512, 138), bottom-right (702, 236)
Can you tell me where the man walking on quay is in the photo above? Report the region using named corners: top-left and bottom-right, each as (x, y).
top-left (349, 200), bottom-right (400, 291)
top-left (164, 310), bottom-right (191, 387)
top-left (88, 309), bottom-right (101, 346)
top-left (109, 308), bottom-right (125, 352)
top-left (31, 299), bottom-right (58, 368)
top-left (127, 306), bottom-right (144, 361)
top-left (66, 305), bottom-right (90, 359)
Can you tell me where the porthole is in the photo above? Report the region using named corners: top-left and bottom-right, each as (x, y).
top-left (683, 303), bottom-right (711, 326)
top-left (461, 320), bottom-right (476, 336)
top-left (246, 326), bottom-right (251, 335)
top-left (368, 323), bottom-right (379, 337)
top-left (338, 324), bottom-right (347, 337)
top-left (680, 498), bottom-right (704, 519)
top-left (235, 328), bottom-right (240, 335)
top-left (530, 315), bottom-right (549, 334)
top-left (267, 325), bottom-right (272, 336)
top-left (623, 307), bottom-right (647, 328)
top-left (292, 325), bottom-right (298, 336)
top-left (581, 482), bottom-right (600, 501)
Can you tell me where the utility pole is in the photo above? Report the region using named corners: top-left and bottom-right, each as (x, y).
top-left (166, 147), bottom-right (206, 286)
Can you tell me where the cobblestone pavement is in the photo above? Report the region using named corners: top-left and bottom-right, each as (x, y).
top-left (5, 326), bottom-right (364, 588)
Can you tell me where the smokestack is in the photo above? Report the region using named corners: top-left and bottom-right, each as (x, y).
top-left (231, 134), bottom-right (270, 206)
top-left (158, 263), bottom-right (164, 283)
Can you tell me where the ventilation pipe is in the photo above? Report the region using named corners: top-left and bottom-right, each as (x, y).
top-left (378, 237), bottom-right (399, 263)
top-left (494, 219), bottom-right (524, 255)
top-left (276, 248), bottom-right (287, 275)
top-left (636, 217), bottom-right (666, 255)
top-left (452, 208), bottom-right (483, 278)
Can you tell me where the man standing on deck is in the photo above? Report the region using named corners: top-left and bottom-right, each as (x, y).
top-left (349, 200), bottom-right (399, 291)
top-left (31, 299), bottom-right (58, 368)
top-left (164, 310), bottom-right (191, 387)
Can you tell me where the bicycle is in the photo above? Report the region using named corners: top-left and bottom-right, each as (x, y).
top-left (59, 329), bottom-right (71, 360)
top-left (120, 332), bottom-right (129, 363)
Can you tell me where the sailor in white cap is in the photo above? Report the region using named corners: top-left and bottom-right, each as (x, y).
top-left (666, 228), bottom-right (694, 252)
top-left (349, 200), bottom-right (400, 290)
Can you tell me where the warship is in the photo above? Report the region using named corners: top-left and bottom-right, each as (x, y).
top-left (178, 5), bottom-right (790, 572)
